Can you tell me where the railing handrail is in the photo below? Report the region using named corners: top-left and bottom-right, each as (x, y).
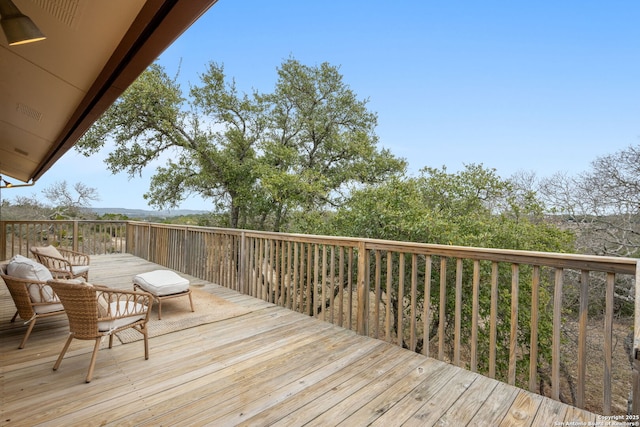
top-left (127, 220), bottom-right (637, 273)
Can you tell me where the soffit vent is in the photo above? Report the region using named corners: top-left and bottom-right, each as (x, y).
top-left (16, 102), bottom-right (43, 122)
top-left (31, 0), bottom-right (81, 29)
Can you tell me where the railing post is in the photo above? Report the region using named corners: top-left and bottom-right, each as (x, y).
top-left (239, 231), bottom-right (246, 294)
top-left (356, 240), bottom-right (368, 336)
top-left (124, 222), bottom-right (130, 254)
top-left (0, 220), bottom-right (6, 260)
top-left (552, 268), bottom-right (564, 401)
top-left (72, 221), bottom-right (79, 252)
top-left (633, 261), bottom-right (640, 415)
top-left (183, 227), bottom-right (189, 274)
top-left (146, 223), bottom-right (151, 261)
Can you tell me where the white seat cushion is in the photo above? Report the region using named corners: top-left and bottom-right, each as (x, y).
top-left (133, 270), bottom-right (190, 296)
top-left (98, 301), bottom-right (146, 331)
top-left (34, 302), bottom-right (65, 314)
top-left (70, 265), bottom-right (90, 276)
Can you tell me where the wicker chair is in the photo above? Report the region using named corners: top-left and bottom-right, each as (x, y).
top-left (0, 260), bottom-right (65, 349)
top-left (48, 280), bottom-right (152, 383)
top-left (30, 246), bottom-right (90, 280)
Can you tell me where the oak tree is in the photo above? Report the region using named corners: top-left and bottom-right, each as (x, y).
top-left (76, 59), bottom-right (405, 230)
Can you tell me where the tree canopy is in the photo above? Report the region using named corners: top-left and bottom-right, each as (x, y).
top-left (76, 58), bottom-right (406, 231)
top-left (323, 164), bottom-right (574, 252)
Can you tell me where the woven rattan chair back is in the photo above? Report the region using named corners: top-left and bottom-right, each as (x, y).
top-left (0, 262), bottom-right (66, 349)
top-left (49, 280), bottom-right (100, 339)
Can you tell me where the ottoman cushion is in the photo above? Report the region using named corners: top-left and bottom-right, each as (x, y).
top-left (133, 270), bottom-right (190, 296)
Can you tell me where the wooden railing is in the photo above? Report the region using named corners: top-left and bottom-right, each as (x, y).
top-left (2, 220), bottom-right (639, 415)
top-left (0, 220), bottom-right (127, 257)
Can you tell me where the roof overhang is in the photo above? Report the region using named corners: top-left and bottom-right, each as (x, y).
top-left (0, 0), bottom-right (217, 184)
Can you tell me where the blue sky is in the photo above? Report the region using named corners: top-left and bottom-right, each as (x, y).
top-left (7, 1), bottom-right (640, 211)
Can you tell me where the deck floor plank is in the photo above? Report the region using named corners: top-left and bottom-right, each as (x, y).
top-left (235, 341), bottom-right (393, 426)
top-left (269, 347), bottom-right (420, 427)
top-left (368, 360), bottom-right (469, 426)
top-left (336, 356), bottom-right (445, 426)
top-left (51, 312), bottom-right (338, 422)
top-left (499, 390), bottom-right (544, 427)
top-left (0, 253), bottom-right (604, 426)
top-left (163, 332), bottom-right (383, 426)
top-left (430, 372), bottom-right (500, 425)
top-left (117, 326), bottom-right (363, 426)
top-left (400, 368), bottom-right (479, 426)
top-left (290, 353), bottom-right (428, 426)
top-left (61, 324), bottom-right (353, 426)
top-left (467, 380), bottom-right (521, 426)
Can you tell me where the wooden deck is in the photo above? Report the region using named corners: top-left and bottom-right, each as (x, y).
top-left (1, 254), bottom-right (600, 426)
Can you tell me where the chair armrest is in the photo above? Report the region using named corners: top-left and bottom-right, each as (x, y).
top-left (34, 254), bottom-right (74, 279)
top-left (58, 248), bottom-right (90, 266)
top-left (96, 288), bottom-right (152, 321)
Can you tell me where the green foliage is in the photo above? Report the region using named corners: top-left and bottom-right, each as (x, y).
top-left (97, 213), bottom-right (130, 221)
top-left (76, 58), bottom-right (406, 231)
top-left (321, 175), bottom-right (442, 242)
top-left (323, 164), bottom-right (574, 251)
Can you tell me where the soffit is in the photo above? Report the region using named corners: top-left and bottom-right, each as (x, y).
top-left (0, 0), bottom-right (217, 183)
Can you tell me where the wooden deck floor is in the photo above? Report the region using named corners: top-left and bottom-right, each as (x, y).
top-left (1, 254), bottom-right (600, 426)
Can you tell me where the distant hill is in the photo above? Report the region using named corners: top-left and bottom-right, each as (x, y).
top-left (88, 207), bottom-right (209, 218)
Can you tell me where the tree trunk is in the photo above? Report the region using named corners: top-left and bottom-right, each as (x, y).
top-left (229, 203), bottom-right (240, 229)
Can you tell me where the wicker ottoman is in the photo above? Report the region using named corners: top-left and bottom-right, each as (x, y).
top-left (133, 270), bottom-right (194, 319)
